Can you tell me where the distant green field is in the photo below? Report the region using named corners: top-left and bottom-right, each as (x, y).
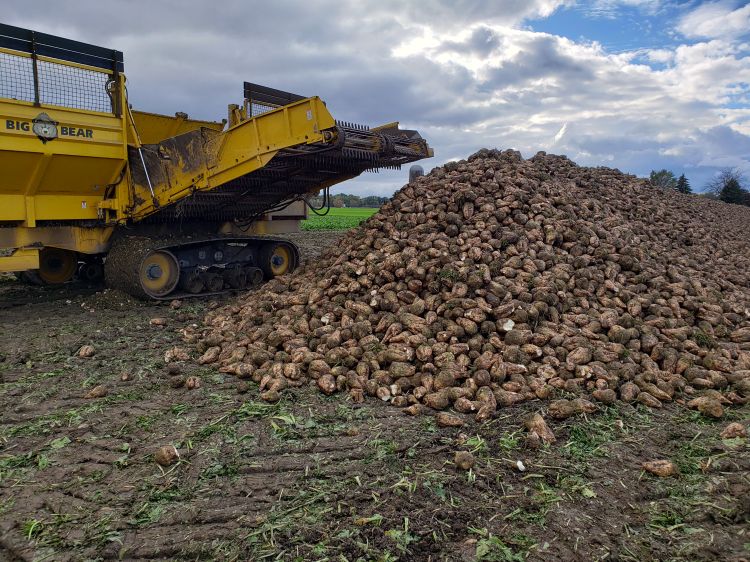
top-left (302, 207), bottom-right (379, 231)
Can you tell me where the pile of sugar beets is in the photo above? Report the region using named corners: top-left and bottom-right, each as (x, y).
top-left (184, 149), bottom-right (750, 421)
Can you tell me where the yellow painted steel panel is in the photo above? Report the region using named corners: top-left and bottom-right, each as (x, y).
top-left (208, 99), bottom-right (334, 186)
top-left (34, 155), bottom-right (122, 194)
top-left (0, 98), bottom-right (126, 224)
top-left (34, 195), bottom-right (101, 220)
top-left (0, 195), bottom-right (26, 220)
top-left (0, 152), bottom-right (41, 194)
top-left (0, 249), bottom-right (39, 272)
top-left (130, 110), bottom-right (224, 145)
top-left (0, 102), bottom-right (125, 147)
top-left (0, 226), bottom-right (112, 254)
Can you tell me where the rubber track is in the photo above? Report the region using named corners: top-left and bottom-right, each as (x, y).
top-left (104, 234), bottom-right (299, 300)
top-left (104, 235), bottom-right (166, 300)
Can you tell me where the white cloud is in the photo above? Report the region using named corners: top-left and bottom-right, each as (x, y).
top-left (389, 21), bottom-right (750, 186)
top-left (384, 0), bottom-right (571, 30)
top-left (644, 48), bottom-right (674, 64)
top-left (553, 122), bottom-right (568, 144)
top-left (677, 1), bottom-right (750, 39)
top-left (2, 0), bottom-right (749, 196)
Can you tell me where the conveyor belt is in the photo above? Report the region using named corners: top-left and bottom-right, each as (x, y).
top-left (140, 123), bottom-right (430, 223)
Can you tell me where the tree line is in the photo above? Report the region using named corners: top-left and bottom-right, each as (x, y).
top-left (649, 167), bottom-right (750, 206)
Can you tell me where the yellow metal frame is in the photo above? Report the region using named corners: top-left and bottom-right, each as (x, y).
top-left (0, 45), bottom-right (126, 273)
top-left (0, 40), bottom-right (430, 277)
top-left (125, 96), bottom-right (338, 221)
top-left (0, 45), bottom-right (128, 230)
top-left (0, 225), bottom-right (113, 254)
top-left (0, 63), bottom-right (342, 273)
top-left (129, 110), bottom-right (225, 145)
top-left (0, 248), bottom-right (40, 271)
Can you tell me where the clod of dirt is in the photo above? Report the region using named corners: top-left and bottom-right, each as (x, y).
top-left (525, 431), bottom-right (542, 449)
top-left (149, 317), bottom-right (168, 327)
top-left (194, 149), bottom-right (750, 419)
top-left (84, 385), bottom-right (108, 399)
top-left (77, 344), bottom-right (95, 358)
top-left (164, 346), bottom-right (190, 363)
top-left (170, 299), bottom-right (182, 309)
top-left (169, 376), bottom-right (186, 388)
top-left (687, 396), bottom-right (724, 418)
top-left (524, 413), bottom-right (555, 444)
top-left (454, 450), bottom-right (475, 471)
top-left (236, 381), bottom-right (250, 394)
top-left (185, 376), bottom-right (201, 390)
top-left (720, 422), bottom-right (747, 439)
top-left (154, 445), bottom-right (180, 466)
top-left (166, 363), bottom-right (181, 376)
top-left (436, 412), bottom-right (465, 427)
top-left (120, 372), bottom-right (131, 382)
top-left (642, 459), bottom-right (678, 477)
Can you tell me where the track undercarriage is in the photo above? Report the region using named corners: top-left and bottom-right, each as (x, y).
top-left (17, 233), bottom-right (299, 300)
top-left (104, 234), bottom-right (298, 300)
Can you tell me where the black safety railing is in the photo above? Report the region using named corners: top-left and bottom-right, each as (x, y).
top-left (0, 23), bottom-right (123, 114)
top-left (244, 82), bottom-right (306, 117)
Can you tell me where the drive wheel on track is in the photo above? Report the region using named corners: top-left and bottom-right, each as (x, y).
top-left (258, 242), bottom-right (296, 279)
top-left (38, 248), bottom-right (78, 284)
top-left (139, 250), bottom-right (180, 298)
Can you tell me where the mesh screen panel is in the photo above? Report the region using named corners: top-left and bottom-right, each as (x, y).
top-left (37, 59), bottom-right (113, 113)
top-left (0, 51), bottom-right (114, 113)
top-left (250, 102), bottom-right (277, 117)
top-left (0, 52), bottom-right (35, 102)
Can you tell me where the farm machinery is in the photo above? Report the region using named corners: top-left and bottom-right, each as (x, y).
top-left (0, 24), bottom-right (432, 298)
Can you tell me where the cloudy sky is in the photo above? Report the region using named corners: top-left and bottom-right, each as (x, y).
top-left (5, 0), bottom-right (750, 196)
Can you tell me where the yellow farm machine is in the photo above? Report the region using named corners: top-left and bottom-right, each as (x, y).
top-left (0, 24), bottom-right (432, 298)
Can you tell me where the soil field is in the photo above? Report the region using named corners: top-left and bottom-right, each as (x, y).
top-left (0, 231), bottom-right (748, 562)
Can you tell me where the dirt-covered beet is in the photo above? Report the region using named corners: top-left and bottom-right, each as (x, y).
top-left (193, 149), bottom-right (750, 419)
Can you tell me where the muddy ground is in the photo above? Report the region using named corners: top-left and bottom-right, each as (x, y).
top-left (1, 231), bottom-right (748, 562)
